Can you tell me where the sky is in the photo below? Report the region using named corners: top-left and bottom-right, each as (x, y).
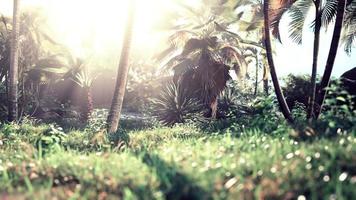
top-left (0, 0), bottom-right (355, 78)
top-left (275, 10), bottom-right (356, 78)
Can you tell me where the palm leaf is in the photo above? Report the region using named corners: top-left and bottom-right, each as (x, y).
top-left (288, 0), bottom-right (312, 44)
top-left (269, 0), bottom-right (298, 42)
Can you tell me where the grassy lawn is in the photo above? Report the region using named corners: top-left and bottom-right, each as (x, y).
top-left (0, 123), bottom-right (355, 200)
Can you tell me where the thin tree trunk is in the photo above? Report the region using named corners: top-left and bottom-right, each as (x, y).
top-left (254, 54), bottom-right (259, 96)
top-left (107, 1), bottom-right (136, 133)
top-left (8, 0), bottom-right (20, 122)
top-left (307, 0), bottom-right (322, 120)
top-left (263, 0), bottom-right (294, 124)
top-left (263, 78), bottom-right (269, 96)
top-left (315, 0), bottom-right (346, 118)
top-left (263, 61), bottom-right (270, 96)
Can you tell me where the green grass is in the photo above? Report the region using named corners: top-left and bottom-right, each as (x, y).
top-left (0, 122), bottom-right (355, 199)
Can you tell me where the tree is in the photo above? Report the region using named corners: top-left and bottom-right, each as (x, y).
top-left (268, 0), bottom-right (356, 119)
top-left (8, 0), bottom-right (20, 122)
top-left (163, 36), bottom-right (234, 119)
top-left (307, 0), bottom-right (322, 120)
top-left (263, 0), bottom-right (294, 124)
top-left (107, 0), bottom-right (136, 133)
top-left (315, 0), bottom-right (347, 118)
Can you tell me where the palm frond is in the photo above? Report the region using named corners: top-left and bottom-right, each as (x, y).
top-left (72, 70), bottom-right (94, 88)
top-left (342, 24), bottom-right (356, 54)
top-left (269, 0), bottom-right (298, 42)
top-left (321, 0), bottom-right (338, 26)
top-left (342, 1), bottom-right (356, 54)
top-left (288, 0), bottom-right (312, 44)
top-left (220, 45), bottom-right (248, 78)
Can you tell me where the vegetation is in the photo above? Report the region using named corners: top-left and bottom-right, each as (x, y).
top-left (0, 0), bottom-right (355, 199)
top-left (0, 108), bottom-right (355, 199)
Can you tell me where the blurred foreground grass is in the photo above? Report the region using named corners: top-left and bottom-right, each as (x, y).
top-left (0, 123), bottom-right (355, 199)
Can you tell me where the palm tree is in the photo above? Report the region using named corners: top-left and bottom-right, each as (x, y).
top-left (155, 1), bottom-right (262, 119)
top-left (8, 0), bottom-right (21, 122)
top-left (167, 37), bottom-right (234, 119)
top-left (306, 0), bottom-right (322, 120)
top-left (263, 0), bottom-right (294, 124)
top-left (107, 0), bottom-right (136, 133)
top-left (264, 0), bottom-right (321, 119)
top-left (268, 0), bottom-right (354, 118)
top-left (315, 0), bottom-right (347, 118)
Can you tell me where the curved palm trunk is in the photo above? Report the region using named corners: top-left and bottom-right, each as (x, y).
top-left (8, 0), bottom-right (20, 122)
top-left (107, 1), bottom-right (136, 134)
top-left (307, 0), bottom-right (322, 120)
top-left (263, 0), bottom-right (294, 124)
top-left (315, 0), bottom-right (347, 118)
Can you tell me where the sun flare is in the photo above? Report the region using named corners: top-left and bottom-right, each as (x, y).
top-left (0, 0), bottom-right (175, 59)
top-left (44, 0), bottom-right (168, 58)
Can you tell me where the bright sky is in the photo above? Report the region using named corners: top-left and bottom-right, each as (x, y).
top-left (276, 9), bottom-right (356, 77)
top-left (0, 0), bottom-right (355, 77)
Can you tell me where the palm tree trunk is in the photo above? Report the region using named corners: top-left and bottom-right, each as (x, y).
top-left (263, 78), bottom-right (269, 96)
top-left (262, 61), bottom-right (270, 96)
top-left (315, 0), bottom-right (346, 118)
top-left (254, 54), bottom-right (259, 96)
top-left (81, 87), bottom-right (93, 123)
top-left (107, 1), bottom-right (136, 133)
top-left (8, 0), bottom-right (20, 122)
top-left (307, 0), bottom-right (322, 120)
top-left (263, 0), bottom-right (293, 124)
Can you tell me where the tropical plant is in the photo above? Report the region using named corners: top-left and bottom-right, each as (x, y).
top-left (72, 70), bottom-right (94, 123)
top-left (0, 10), bottom-right (71, 121)
top-left (107, 0), bottom-right (136, 134)
top-left (265, 0), bottom-right (354, 120)
top-left (152, 81), bottom-right (204, 126)
top-left (283, 74), bottom-right (314, 109)
top-left (156, 0), bottom-right (270, 119)
top-left (218, 81), bottom-right (253, 118)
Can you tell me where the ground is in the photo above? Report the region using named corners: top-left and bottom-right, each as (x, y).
top-left (0, 123), bottom-right (355, 199)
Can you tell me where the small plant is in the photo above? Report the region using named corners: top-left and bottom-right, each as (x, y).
top-left (249, 96), bottom-right (289, 134)
top-left (283, 74), bottom-right (313, 110)
top-left (71, 70), bottom-right (95, 123)
top-left (151, 81), bottom-right (204, 126)
top-left (318, 81), bottom-right (356, 134)
top-left (36, 124), bottom-right (67, 156)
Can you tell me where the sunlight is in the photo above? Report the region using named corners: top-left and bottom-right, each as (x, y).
top-left (0, 0), bottom-right (206, 62)
top-left (44, 0), bottom-right (167, 58)
top-left (0, 0), bottom-right (173, 58)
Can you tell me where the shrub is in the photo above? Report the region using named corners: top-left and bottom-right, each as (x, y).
top-left (151, 81), bottom-right (204, 126)
top-left (282, 74), bottom-right (314, 110)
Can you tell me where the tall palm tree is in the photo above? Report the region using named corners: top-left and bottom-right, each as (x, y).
top-left (107, 0), bottom-right (136, 133)
top-left (268, 0), bottom-right (354, 118)
top-left (263, 0), bottom-right (294, 124)
top-left (315, 0), bottom-right (347, 118)
top-left (8, 0), bottom-right (21, 122)
top-left (307, 0), bottom-right (322, 120)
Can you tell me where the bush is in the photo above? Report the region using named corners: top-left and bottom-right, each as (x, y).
top-left (151, 81), bottom-right (204, 126)
top-left (282, 74), bottom-right (314, 110)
